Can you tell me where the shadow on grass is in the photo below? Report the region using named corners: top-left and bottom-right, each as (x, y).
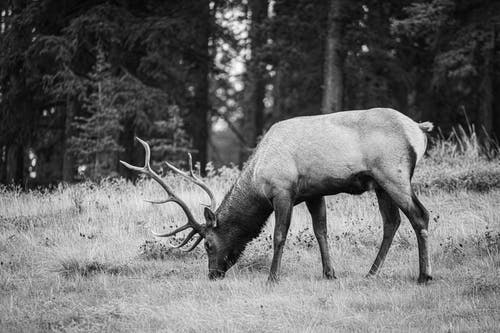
top-left (0, 215), bottom-right (47, 231)
top-left (138, 239), bottom-right (203, 261)
top-left (56, 258), bottom-right (136, 278)
top-left (36, 309), bottom-right (125, 332)
top-left (236, 253), bottom-right (270, 273)
top-left (462, 278), bottom-right (500, 297)
top-left (414, 169), bottom-right (500, 194)
top-left (433, 229), bottom-right (500, 269)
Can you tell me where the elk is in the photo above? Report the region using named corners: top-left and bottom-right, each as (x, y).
top-left (121, 108), bottom-right (433, 283)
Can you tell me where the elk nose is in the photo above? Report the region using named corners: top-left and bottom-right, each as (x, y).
top-left (208, 270), bottom-right (225, 280)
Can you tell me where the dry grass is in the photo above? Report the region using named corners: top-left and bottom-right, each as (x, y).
top-left (0, 143), bottom-right (499, 332)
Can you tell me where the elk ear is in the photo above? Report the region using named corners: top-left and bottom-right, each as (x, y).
top-left (204, 207), bottom-right (217, 228)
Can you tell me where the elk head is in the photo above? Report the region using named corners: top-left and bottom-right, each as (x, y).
top-left (120, 137), bottom-right (232, 279)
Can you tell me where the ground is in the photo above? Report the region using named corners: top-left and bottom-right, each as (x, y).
top-left (0, 144), bottom-right (499, 332)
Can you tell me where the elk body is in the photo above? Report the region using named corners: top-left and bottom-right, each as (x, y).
top-left (121, 108), bottom-right (434, 283)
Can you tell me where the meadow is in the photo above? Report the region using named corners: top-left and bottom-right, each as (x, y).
top-left (1, 133), bottom-right (499, 332)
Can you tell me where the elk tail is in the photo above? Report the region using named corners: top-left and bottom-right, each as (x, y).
top-left (418, 122), bottom-right (434, 133)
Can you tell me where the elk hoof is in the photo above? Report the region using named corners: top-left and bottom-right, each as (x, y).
top-left (267, 274), bottom-right (279, 285)
top-left (324, 271), bottom-right (336, 280)
top-left (417, 274), bottom-right (433, 284)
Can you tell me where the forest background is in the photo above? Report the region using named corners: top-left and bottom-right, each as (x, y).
top-left (1, 0), bottom-right (499, 186)
top-left (1, 2), bottom-right (499, 331)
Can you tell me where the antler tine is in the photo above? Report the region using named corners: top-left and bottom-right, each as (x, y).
top-left (180, 235), bottom-right (203, 252)
top-left (119, 137), bottom-right (205, 242)
top-left (169, 229), bottom-right (198, 248)
top-left (151, 224), bottom-right (191, 237)
top-left (119, 137), bottom-right (151, 172)
top-left (164, 153), bottom-right (217, 211)
top-left (144, 198), bottom-right (174, 204)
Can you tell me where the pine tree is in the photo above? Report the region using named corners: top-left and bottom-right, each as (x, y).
top-left (69, 47), bottom-right (123, 180)
top-left (393, 0), bottom-right (500, 141)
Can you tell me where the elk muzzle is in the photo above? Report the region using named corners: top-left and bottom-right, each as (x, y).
top-left (208, 269), bottom-right (226, 280)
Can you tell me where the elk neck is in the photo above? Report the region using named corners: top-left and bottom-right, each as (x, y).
top-left (214, 165), bottom-right (273, 249)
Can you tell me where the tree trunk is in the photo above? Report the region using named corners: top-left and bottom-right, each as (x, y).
top-left (492, 26), bottom-right (500, 142)
top-left (6, 145), bottom-right (19, 184)
top-left (242, 0), bottom-right (268, 162)
top-left (322, 0), bottom-right (344, 114)
top-left (6, 144), bottom-right (24, 185)
top-left (272, 63), bottom-right (284, 123)
top-left (478, 64), bottom-right (493, 138)
top-left (0, 146), bottom-right (5, 184)
top-left (185, 1), bottom-right (210, 174)
top-left (477, 28), bottom-right (495, 147)
top-left (118, 116), bottom-right (137, 179)
top-left (62, 96), bottom-right (76, 182)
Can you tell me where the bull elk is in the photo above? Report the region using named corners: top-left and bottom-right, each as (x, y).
top-left (121, 108), bottom-right (433, 283)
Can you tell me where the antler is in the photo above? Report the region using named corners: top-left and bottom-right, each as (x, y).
top-left (164, 153), bottom-right (217, 211)
top-left (120, 137), bottom-right (206, 251)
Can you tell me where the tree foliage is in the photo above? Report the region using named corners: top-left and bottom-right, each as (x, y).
top-left (0, 1), bottom-right (202, 184)
top-left (0, 0), bottom-right (498, 186)
top-left (392, 0), bottom-right (500, 137)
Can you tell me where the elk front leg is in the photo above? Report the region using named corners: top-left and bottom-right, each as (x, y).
top-left (306, 196), bottom-right (336, 279)
top-left (268, 194), bottom-right (293, 282)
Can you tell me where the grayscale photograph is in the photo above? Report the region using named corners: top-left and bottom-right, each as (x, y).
top-left (0, 0), bottom-right (499, 331)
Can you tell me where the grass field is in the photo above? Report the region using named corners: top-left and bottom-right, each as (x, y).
top-left (1, 140), bottom-right (499, 332)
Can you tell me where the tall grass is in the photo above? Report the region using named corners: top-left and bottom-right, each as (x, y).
top-left (0, 134), bottom-right (499, 332)
top-left (430, 117), bottom-right (499, 162)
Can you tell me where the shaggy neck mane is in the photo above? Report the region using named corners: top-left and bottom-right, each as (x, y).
top-left (215, 167), bottom-right (273, 253)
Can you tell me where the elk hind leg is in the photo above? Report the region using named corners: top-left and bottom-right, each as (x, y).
top-left (306, 196), bottom-right (336, 279)
top-left (376, 175), bottom-right (432, 283)
top-left (367, 188), bottom-right (401, 276)
top-left (407, 192), bottom-right (432, 283)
